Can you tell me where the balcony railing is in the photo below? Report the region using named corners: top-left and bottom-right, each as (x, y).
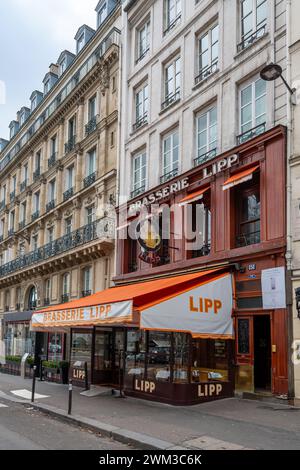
top-left (131, 185), bottom-right (146, 199)
top-left (85, 116), bottom-right (97, 136)
top-left (160, 167), bottom-right (179, 184)
top-left (164, 14), bottom-right (181, 35)
top-left (133, 113), bottom-right (148, 132)
top-left (32, 211), bottom-right (40, 222)
top-left (195, 62), bottom-right (218, 85)
top-left (65, 135), bottom-right (76, 154)
top-left (82, 290), bottom-right (92, 298)
top-left (194, 148), bottom-right (217, 167)
top-left (20, 180), bottom-right (27, 193)
top-left (237, 24), bottom-right (266, 52)
top-left (161, 89), bottom-right (180, 111)
top-left (0, 217), bottom-right (115, 278)
top-left (83, 172), bottom-right (96, 189)
top-left (46, 200), bottom-right (55, 212)
top-left (48, 153), bottom-right (57, 169)
top-left (63, 187), bottom-right (74, 201)
top-left (237, 123), bottom-right (266, 145)
top-left (61, 294), bottom-right (70, 303)
top-left (19, 221), bottom-right (25, 231)
top-left (136, 47), bottom-right (150, 64)
top-left (236, 230), bottom-right (261, 248)
top-left (33, 167), bottom-right (41, 181)
top-left (10, 191), bottom-right (16, 202)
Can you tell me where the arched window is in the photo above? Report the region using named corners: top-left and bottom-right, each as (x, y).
top-left (28, 286), bottom-right (37, 310)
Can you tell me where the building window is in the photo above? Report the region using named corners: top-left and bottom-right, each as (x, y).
top-left (195, 107), bottom-right (217, 166)
top-left (68, 116), bottom-right (76, 140)
top-left (50, 135), bottom-right (57, 157)
top-left (20, 202), bottom-right (26, 225)
top-left (239, 0), bottom-right (267, 50)
top-left (45, 279), bottom-right (51, 305)
top-left (35, 151), bottom-right (41, 172)
top-left (235, 173), bottom-right (261, 247)
top-left (164, 0), bottom-right (181, 34)
top-left (132, 152), bottom-right (147, 198)
top-left (31, 96), bottom-right (37, 111)
top-left (60, 57), bottom-right (67, 75)
top-left (82, 267), bottom-right (92, 296)
top-left (137, 19), bottom-right (150, 62)
top-left (34, 192), bottom-right (40, 212)
top-left (86, 206), bottom-right (95, 225)
top-left (47, 227), bottom-right (54, 243)
top-left (98, 2), bottom-right (107, 26)
top-left (186, 196), bottom-right (211, 259)
top-left (161, 130), bottom-right (179, 183)
top-left (77, 33), bottom-right (85, 53)
top-left (134, 84), bottom-right (148, 130)
top-left (62, 273), bottom-right (70, 302)
top-left (88, 95), bottom-right (97, 121)
top-left (196, 24), bottom-right (219, 84)
top-left (66, 165), bottom-right (74, 190)
top-left (86, 148), bottom-right (96, 177)
top-left (9, 211), bottom-right (15, 234)
top-left (32, 235), bottom-right (38, 251)
top-left (44, 79), bottom-right (50, 94)
top-left (239, 77), bottom-right (266, 143)
top-left (65, 217), bottom-right (73, 235)
top-left (162, 57), bottom-right (181, 109)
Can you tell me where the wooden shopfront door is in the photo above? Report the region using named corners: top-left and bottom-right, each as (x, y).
top-left (253, 315), bottom-right (271, 391)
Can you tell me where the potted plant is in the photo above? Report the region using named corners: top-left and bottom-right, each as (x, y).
top-left (42, 360), bottom-right (61, 383)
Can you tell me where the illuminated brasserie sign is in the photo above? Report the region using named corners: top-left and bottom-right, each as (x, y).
top-left (129, 154), bottom-right (238, 213)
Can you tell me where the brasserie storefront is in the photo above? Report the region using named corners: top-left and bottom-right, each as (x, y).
top-left (31, 268), bottom-right (235, 405)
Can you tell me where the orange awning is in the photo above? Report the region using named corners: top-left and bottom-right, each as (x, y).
top-left (223, 165), bottom-right (259, 191)
top-left (179, 186), bottom-right (210, 205)
top-left (31, 268), bottom-right (224, 330)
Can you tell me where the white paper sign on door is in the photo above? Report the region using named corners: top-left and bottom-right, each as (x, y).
top-left (261, 267), bottom-right (286, 310)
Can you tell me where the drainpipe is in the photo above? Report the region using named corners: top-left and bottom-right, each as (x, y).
top-left (285, 0), bottom-right (295, 400)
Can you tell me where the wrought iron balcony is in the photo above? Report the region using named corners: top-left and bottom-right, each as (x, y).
top-left (44, 298), bottom-right (50, 306)
top-left (19, 221), bottom-right (25, 231)
top-left (237, 123), bottom-right (266, 145)
top-left (0, 200), bottom-right (6, 211)
top-left (85, 116), bottom-right (97, 136)
top-left (33, 167), bottom-right (41, 181)
top-left (48, 153), bottom-right (57, 169)
top-left (0, 217), bottom-right (115, 278)
top-left (160, 167), bottom-right (179, 184)
top-left (194, 148), bottom-right (217, 167)
top-left (65, 135), bottom-right (76, 154)
top-left (195, 62), bottom-right (218, 85)
top-left (46, 200), bottom-right (55, 212)
top-left (61, 294), bottom-right (70, 303)
top-left (83, 172), bottom-right (96, 189)
top-left (131, 185), bottom-right (146, 199)
top-left (236, 230), bottom-right (261, 248)
top-left (136, 47), bottom-right (150, 64)
top-left (161, 89), bottom-right (180, 111)
top-left (133, 113), bottom-right (148, 132)
top-left (237, 24), bottom-right (266, 52)
top-left (82, 290), bottom-right (92, 298)
top-left (10, 191), bottom-right (16, 202)
top-left (164, 14), bottom-right (181, 35)
top-left (63, 187), bottom-right (74, 201)
top-left (31, 211), bottom-right (40, 222)
top-left (8, 228), bottom-right (14, 237)
top-left (20, 180), bottom-right (27, 193)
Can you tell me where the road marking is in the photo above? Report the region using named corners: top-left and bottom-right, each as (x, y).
top-left (11, 389), bottom-right (49, 400)
top-left (0, 403), bottom-right (8, 408)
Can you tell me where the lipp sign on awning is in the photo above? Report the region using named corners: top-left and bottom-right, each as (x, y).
top-left (140, 273), bottom-right (234, 339)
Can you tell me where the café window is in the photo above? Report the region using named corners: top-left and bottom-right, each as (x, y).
top-left (147, 331), bottom-right (172, 382)
top-left (235, 172), bottom-right (260, 247)
top-left (191, 338), bottom-right (229, 383)
top-left (185, 193), bottom-right (211, 259)
top-left (125, 329), bottom-right (147, 379)
top-left (71, 330), bottom-right (92, 370)
top-left (48, 333), bottom-right (63, 361)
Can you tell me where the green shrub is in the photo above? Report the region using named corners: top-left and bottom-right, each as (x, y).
top-left (5, 355), bottom-right (22, 363)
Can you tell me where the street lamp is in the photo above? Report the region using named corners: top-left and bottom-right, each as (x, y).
top-left (260, 63), bottom-right (296, 103)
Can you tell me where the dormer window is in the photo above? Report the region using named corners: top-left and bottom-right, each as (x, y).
top-left (20, 113), bottom-right (25, 126)
top-left (44, 79), bottom-right (50, 94)
top-left (77, 33), bottom-right (85, 53)
top-left (60, 57), bottom-right (67, 75)
top-left (98, 3), bottom-right (107, 26)
top-left (31, 96), bottom-right (37, 111)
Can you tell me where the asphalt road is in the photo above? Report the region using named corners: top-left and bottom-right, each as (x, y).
top-left (0, 400), bottom-right (132, 450)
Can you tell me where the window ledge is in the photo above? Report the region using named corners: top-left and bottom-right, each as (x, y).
top-left (234, 32), bottom-right (269, 60)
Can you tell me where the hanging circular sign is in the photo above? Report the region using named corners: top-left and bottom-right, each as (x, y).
top-left (136, 218), bottom-right (161, 253)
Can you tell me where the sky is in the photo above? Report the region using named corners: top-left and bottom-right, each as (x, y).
top-left (0, 0), bottom-right (97, 140)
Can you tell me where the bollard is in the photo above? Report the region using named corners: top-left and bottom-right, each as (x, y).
top-left (31, 365), bottom-right (37, 403)
top-left (68, 379), bottom-right (73, 415)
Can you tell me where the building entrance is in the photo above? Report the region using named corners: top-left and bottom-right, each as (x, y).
top-left (254, 315), bottom-right (271, 392)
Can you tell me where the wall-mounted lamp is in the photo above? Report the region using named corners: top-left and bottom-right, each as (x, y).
top-left (295, 288), bottom-right (300, 319)
top-left (260, 63), bottom-right (297, 105)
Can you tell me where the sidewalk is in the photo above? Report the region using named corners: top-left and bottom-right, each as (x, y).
top-left (1, 373), bottom-right (300, 450)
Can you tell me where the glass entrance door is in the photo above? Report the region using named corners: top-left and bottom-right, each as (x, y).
top-left (93, 328), bottom-right (125, 386)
